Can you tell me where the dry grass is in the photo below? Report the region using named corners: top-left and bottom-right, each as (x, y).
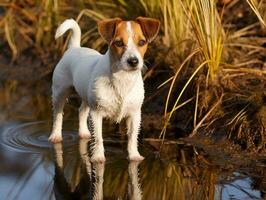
top-left (247, 0), bottom-right (266, 28)
top-left (160, 0), bottom-right (225, 139)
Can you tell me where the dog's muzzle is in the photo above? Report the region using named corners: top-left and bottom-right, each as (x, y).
top-left (127, 57), bottom-right (139, 68)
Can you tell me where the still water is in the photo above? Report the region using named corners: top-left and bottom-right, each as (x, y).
top-left (0, 120), bottom-right (264, 200)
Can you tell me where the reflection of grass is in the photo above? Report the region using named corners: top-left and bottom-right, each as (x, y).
top-left (77, 144), bottom-right (221, 199)
top-left (139, 149), bottom-right (217, 200)
top-left (0, 79), bottom-right (78, 121)
top-left (0, 80), bottom-right (51, 121)
top-left (53, 140), bottom-right (266, 199)
top-left (97, 142), bottom-right (220, 200)
top-left (0, 80), bottom-right (50, 120)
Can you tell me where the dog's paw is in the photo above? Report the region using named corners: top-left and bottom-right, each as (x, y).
top-left (91, 154), bottom-right (106, 163)
top-left (129, 154), bottom-right (145, 161)
top-left (49, 134), bottom-right (62, 143)
top-left (79, 131), bottom-right (91, 139)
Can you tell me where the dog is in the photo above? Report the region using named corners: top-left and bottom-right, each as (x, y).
top-left (49, 17), bottom-right (160, 162)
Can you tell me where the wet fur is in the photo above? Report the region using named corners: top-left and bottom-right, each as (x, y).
top-left (49, 18), bottom-right (159, 162)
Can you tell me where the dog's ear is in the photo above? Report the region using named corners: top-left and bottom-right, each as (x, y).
top-left (136, 17), bottom-right (160, 42)
top-left (98, 18), bottom-right (122, 44)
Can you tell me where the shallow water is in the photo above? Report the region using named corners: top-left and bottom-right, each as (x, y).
top-left (0, 121), bottom-right (265, 200)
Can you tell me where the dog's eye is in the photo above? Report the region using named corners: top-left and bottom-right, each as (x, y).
top-left (138, 39), bottom-right (146, 46)
top-left (114, 40), bottom-right (124, 47)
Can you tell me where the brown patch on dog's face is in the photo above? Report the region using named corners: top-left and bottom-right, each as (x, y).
top-left (130, 21), bottom-right (148, 57)
top-left (109, 21), bottom-right (128, 60)
top-left (110, 21), bottom-right (148, 59)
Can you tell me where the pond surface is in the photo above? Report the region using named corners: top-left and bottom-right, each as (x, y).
top-left (0, 121), bottom-right (265, 200)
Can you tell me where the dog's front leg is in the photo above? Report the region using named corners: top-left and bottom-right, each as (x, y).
top-left (79, 101), bottom-right (91, 138)
top-left (127, 111), bottom-right (144, 161)
top-left (90, 111), bottom-right (105, 163)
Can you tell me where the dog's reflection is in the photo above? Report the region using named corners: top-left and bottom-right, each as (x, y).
top-left (128, 161), bottom-right (142, 200)
top-left (52, 139), bottom-right (142, 200)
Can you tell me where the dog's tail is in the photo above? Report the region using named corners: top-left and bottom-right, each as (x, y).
top-left (55, 19), bottom-right (81, 48)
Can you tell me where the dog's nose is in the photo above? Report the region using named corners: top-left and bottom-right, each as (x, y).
top-left (127, 57), bottom-right (139, 67)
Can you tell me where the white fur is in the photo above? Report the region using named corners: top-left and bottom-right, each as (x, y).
top-left (49, 19), bottom-right (145, 162)
top-left (55, 18), bottom-right (81, 48)
top-left (128, 161), bottom-right (142, 200)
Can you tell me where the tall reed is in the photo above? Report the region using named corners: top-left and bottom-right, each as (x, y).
top-left (161, 0), bottom-right (225, 139)
top-left (187, 0), bottom-right (224, 82)
top-left (247, 0), bottom-right (266, 28)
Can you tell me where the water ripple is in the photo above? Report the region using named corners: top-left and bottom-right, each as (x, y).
top-left (0, 121), bottom-right (78, 153)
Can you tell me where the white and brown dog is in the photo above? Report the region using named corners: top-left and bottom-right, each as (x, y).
top-left (49, 17), bottom-right (160, 162)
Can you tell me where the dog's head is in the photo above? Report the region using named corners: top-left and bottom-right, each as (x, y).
top-left (98, 17), bottom-right (160, 72)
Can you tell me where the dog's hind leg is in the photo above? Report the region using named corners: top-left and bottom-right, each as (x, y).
top-left (79, 101), bottom-right (91, 138)
top-left (49, 84), bottom-right (69, 143)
